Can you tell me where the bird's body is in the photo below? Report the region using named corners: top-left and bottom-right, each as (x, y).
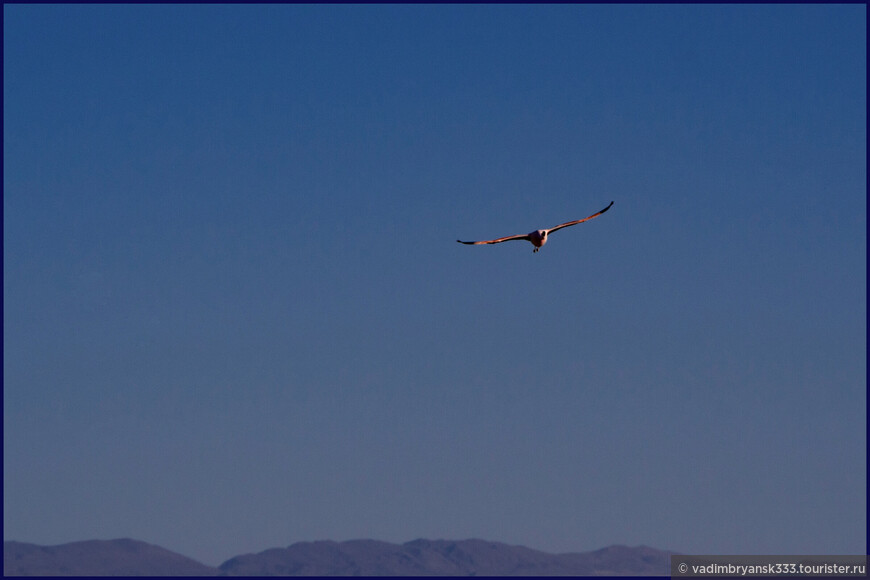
top-left (528, 230), bottom-right (547, 250)
top-left (457, 201), bottom-right (613, 253)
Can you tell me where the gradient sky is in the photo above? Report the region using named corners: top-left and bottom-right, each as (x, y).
top-left (4, 4), bottom-right (866, 568)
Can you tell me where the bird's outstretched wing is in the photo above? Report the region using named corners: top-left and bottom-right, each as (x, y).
top-left (457, 234), bottom-right (531, 245)
top-left (546, 201), bottom-right (614, 234)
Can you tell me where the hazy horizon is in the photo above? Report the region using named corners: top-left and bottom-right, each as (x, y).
top-left (4, 4), bottom-right (866, 568)
top-left (4, 537), bottom-right (678, 576)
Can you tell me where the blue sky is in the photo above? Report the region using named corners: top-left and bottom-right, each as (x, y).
top-left (4, 4), bottom-right (866, 567)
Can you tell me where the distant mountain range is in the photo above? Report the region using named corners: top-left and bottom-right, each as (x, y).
top-left (3, 539), bottom-right (217, 576)
top-left (4, 538), bottom-right (676, 576)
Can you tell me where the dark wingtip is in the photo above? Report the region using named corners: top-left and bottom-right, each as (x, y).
top-left (603, 200), bottom-right (614, 212)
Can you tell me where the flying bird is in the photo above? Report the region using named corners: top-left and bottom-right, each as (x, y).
top-left (457, 201), bottom-right (614, 253)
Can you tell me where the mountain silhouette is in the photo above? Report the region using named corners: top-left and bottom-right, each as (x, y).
top-left (4, 538), bottom-right (675, 576)
top-left (3, 538), bottom-right (219, 576)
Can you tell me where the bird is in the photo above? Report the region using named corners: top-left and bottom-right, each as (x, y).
top-left (457, 201), bottom-right (613, 253)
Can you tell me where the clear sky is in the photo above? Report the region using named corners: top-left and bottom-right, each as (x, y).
top-left (4, 4), bottom-right (866, 568)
